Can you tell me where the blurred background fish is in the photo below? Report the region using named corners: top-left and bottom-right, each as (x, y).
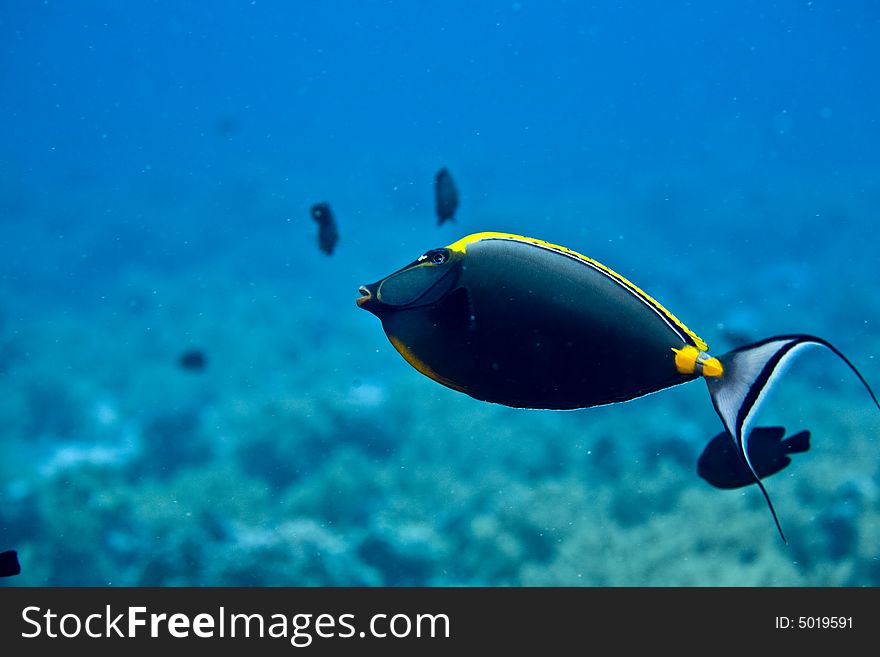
top-left (178, 348), bottom-right (208, 372)
top-left (698, 427), bottom-right (811, 490)
top-left (434, 167), bottom-right (459, 225)
top-left (310, 202), bottom-right (339, 255)
top-left (0, 550), bottom-right (21, 578)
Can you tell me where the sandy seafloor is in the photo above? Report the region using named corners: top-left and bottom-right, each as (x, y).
top-left (1, 2), bottom-right (879, 586)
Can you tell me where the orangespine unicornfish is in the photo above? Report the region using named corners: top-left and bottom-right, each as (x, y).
top-left (356, 231), bottom-right (880, 542)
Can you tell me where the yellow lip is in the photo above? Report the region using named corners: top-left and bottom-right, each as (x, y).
top-left (356, 285), bottom-right (372, 307)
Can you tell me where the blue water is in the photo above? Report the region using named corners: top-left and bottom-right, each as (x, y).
top-left (1, 1), bottom-right (878, 586)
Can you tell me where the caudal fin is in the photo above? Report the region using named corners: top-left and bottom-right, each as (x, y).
top-left (704, 335), bottom-right (880, 543)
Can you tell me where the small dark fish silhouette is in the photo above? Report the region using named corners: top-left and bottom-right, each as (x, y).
top-left (213, 115), bottom-right (240, 136)
top-left (178, 349), bottom-right (207, 372)
top-left (434, 168), bottom-right (459, 225)
top-left (698, 426), bottom-right (810, 489)
top-left (0, 550), bottom-right (21, 577)
top-left (311, 202), bottom-right (339, 255)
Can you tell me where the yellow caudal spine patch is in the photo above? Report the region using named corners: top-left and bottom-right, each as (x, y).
top-left (672, 345), bottom-right (724, 378)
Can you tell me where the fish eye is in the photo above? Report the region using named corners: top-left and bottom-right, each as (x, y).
top-left (427, 249), bottom-right (449, 265)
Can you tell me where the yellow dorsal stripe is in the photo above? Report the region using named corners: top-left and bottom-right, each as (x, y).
top-left (446, 232), bottom-right (709, 352)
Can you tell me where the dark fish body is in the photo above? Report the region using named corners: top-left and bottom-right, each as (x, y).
top-left (434, 168), bottom-right (459, 225)
top-left (358, 232), bottom-right (880, 541)
top-left (698, 427), bottom-right (811, 489)
top-left (0, 550), bottom-right (20, 577)
top-left (365, 235), bottom-right (698, 409)
top-left (178, 348), bottom-right (207, 372)
top-left (311, 202), bottom-right (339, 255)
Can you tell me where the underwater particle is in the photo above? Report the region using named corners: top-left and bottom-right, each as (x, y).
top-left (356, 231), bottom-right (880, 543)
top-left (0, 550), bottom-right (21, 577)
top-left (643, 436), bottom-right (694, 472)
top-left (589, 436), bottom-right (620, 478)
top-left (773, 109), bottom-right (793, 135)
top-left (697, 427), bottom-right (810, 489)
top-left (434, 167), bottom-right (459, 225)
top-left (178, 348), bottom-right (207, 372)
top-left (311, 202), bottom-right (339, 255)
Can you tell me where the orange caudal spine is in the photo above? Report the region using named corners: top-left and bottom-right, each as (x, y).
top-left (673, 345), bottom-right (723, 377)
